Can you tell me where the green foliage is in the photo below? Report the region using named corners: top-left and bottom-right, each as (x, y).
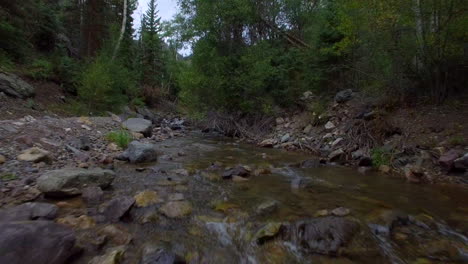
top-left (106, 130), bottom-right (133, 149)
top-left (371, 147), bottom-right (392, 167)
top-left (28, 58), bottom-right (54, 80)
top-left (0, 173), bottom-right (17, 181)
top-left (0, 50), bottom-right (14, 71)
top-left (48, 99), bottom-right (89, 116)
top-left (449, 135), bottom-right (465, 146)
top-left (78, 56), bottom-right (137, 113)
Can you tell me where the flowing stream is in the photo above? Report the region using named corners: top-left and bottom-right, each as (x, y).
top-left (71, 132), bottom-right (467, 264)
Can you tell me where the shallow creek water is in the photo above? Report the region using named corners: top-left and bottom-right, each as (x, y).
top-left (72, 132), bottom-right (467, 264)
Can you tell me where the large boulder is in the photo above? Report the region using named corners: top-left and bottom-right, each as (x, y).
top-left (0, 71), bottom-right (35, 98)
top-left (117, 141), bottom-right (158, 164)
top-left (37, 168), bottom-right (115, 197)
top-left (122, 118), bottom-right (152, 137)
top-left (0, 221), bottom-right (77, 264)
top-left (0, 202), bottom-right (58, 222)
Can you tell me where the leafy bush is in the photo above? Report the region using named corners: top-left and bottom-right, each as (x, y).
top-left (78, 56), bottom-right (136, 113)
top-left (371, 147), bottom-right (392, 167)
top-left (106, 130), bottom-right (133, 149)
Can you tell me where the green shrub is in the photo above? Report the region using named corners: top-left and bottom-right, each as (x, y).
top-left (28, 58), bottom-right (54, 80)
top-left (371, 147), bottom-right (392, 167)
top-left (106, 130), bottom-right (133, 149)
top-left (78, 56), bottom-right (137, 113)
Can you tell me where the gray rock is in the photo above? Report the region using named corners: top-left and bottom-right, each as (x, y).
top-left (117, 141), bottom-right (158, 164)
top-left (82, 186), bottom-right (104, 205)
top-left (303, 124), bottom-right (313, 134)
top-left (0, 202), bottom-right (58, 222)
top-left (335, 89), bottom-right (353, 103)
top-left (0, 221), bottom-right (77, 264)
top-left (439, 149), bottom-right (462, 170)
top-left (122, 118), bottom-right (152, 137)
top-left (282, 217), bottom-right (359, 255)
top-left (324, 121), bottom-right (335, 130)
top-left (89, 246), bottom-right (126, 264)
top-left (0, 71), bottom-right (35, 98)
top-left (100, 196), bottom-right (135, 223)
top-left (17, 147), bottom-right (51, 163)
top-left (351, 149), bottom-right (365, 160)
top-left (140, 244), bottom-right (185, 264)
top-left (329, 148), bottom-right (345, 161)
top-left (281, 133), bottom-right (291, 143)
top-left (454, 153), bottom-right (468, 171)
top-left (37, 168), bottom-right (115, 197)
top-left (222, 166), bottom-right (250, 179)
top-left (331, 207), bottom-right (351, 217)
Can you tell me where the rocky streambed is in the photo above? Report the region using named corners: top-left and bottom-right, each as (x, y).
top-left (0, 115), bottom-right (467, 264)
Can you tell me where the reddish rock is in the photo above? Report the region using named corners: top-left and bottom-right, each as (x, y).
top-left (439, 149), bottom-right (461, 170)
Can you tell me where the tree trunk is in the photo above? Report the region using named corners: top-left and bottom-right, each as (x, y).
top-left (112, 0), bottom-right (128, 61)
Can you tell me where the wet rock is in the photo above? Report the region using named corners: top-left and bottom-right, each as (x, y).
top-left (325, 121), bottom-right (335, 130)
top-left (37, 168), bottom-right (115, 197)
top-left (76, 231), bottom-right (107, 252)
top-left (17, 147), bottom-right (51, 163)
top-left (379, 165), bottom-right (391, 173)
top-left (439, 149), bottom-right (462, 170)
top-left (254, 222), bottom-right (283, 244)
top-left (314, 209), bottom-right (330, 217)
top-left (222, 166), bottom-right (250, 179)
top-left (232, 175), bottom-right (249, 182)
top-left (99, 225), bottom-right (132, 245)
top-left (140, 244), bottom-right (186, 264)
top-left (256, 200), bottom-right (279, 216)
top-left (367, 209), bottom-right (408, 235)
top-left (100, 196), bottom-right (135, 222)
top-left (283, 217), bottom-right (360, 255)
top-left (0, 202), bottom-right (58, 222)
top-left (135, 190), bottom-right (161, 207)
top-left (89, 246), bottom-right (126, 264)
top-left (335, 89), bottom-right (353, 103)
top-left (57, 215), bottom-right (96, 229)
top-left (281, 134), bottom-right (290, 143)
top-left (82, 186), bottom-right (104, 205)
top-left (300, 159), bottom-right (321, 168)
top-left (329, 148), bottom-right (345, 162)
top-left (117, 141), bottom-right (158, 164)
top-left (0, 221), bottom-right (77, 264)
top-left (122, 118), bottom-right (152, 137)
top-left (454, 153), bottom-right (468, 171)
top-left (159, 201), bottom-right (192, 218)
top-left (0, 71), bottom-right (35, 98)
top-left (259, 139), bottom-right (277, 148)
top-left (331, 207), bottom-right (351, 217)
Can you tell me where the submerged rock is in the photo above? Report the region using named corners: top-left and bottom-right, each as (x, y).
top-left (37, 168), bottom-right (115, 197)
top-left (0, 221), bottom-right (77, 264)
top-left (57, 215), bottom-right (95, 229)
top-left (0, 202), bottom-right (58, 222)
top-left (222, 166), bottom-right (250, 179)
top-left (134, 190), bottom-right (161, 207)
top-left (117, 141), bottom-right (158, 164)
top-left (254, 222), bottom-right (283, 244)
top-left (282, 217), bottom-right (360, 255)
top-left (256, 200), bottom-right (279, 216)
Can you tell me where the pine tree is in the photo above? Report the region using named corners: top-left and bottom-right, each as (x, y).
top-left (140, 0), bottom-right (164, 87)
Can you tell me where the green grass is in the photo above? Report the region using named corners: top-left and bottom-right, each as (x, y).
top-left (106, 130), bottom-right (133, 149)
top-left (1, 173), bottom-right (17, 181)
top-left (371, 147), bottom-right (392, 167)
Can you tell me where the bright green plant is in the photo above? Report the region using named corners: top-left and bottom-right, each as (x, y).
top-left (106, 130), bottom-right (133, 149)
top-left (1, 173), bottom-right (17, 181)
top-left (28, 58), bottom-right (54, 80)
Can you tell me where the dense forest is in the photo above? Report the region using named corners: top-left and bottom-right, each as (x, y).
top-left (0, 0), bottom-right (466, 115)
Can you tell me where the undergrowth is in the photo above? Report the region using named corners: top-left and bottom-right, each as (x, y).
top-left (106, 130), bottom-right (133, 149)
